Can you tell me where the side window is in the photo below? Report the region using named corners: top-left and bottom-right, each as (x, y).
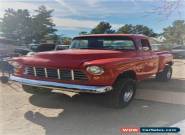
top-left (141, 39), bottom-right (151, 51)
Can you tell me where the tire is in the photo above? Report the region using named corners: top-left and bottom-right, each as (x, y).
top-left (156, 65), bottom-right (172, 81)
top-left (0, 76), bottom-right (9, 84)
top-left (106, 78), bottom-right (136, 108)
top-left (22, 85), bottom-right (52, 94)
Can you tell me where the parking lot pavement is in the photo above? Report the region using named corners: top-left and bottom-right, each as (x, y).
top-left (0, 82), bottom-right (185, 135)
top-left (171, 120), bottom-right (185, 135)
top-left (0, 59), bottom-right (185, 135)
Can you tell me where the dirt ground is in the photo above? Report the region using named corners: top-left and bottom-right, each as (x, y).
top-left (0, 59), bottom-right (185, 135)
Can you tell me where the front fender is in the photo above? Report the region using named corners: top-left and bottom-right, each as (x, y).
top-left (83, 58), bottom-right (137, 83)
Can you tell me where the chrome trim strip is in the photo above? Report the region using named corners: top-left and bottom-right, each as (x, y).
top-left (10, 76), bottom-right (112, 93)
top-left (24, 67), bottom-right (28, 75)
top-left (33, 67), bottom-right (37, 76)
top-left (71, 70), bottom-right (74, 80)
top-left (57, 69), bottom-right (61, 79)
top-left (44, 68), bottom-right (48, 78)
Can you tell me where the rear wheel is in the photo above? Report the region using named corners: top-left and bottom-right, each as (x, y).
top-left (22, 85), bottom-right (52, 94)
top-left (106, 78), bottom-right (136, 108)
top-left (156, 65), bottom-right (172, 81)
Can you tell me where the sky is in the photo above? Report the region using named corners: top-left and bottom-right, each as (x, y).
top-left (0, 0), bottom-right (185, 37)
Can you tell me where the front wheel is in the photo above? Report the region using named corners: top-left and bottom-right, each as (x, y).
top-left (106, 78), bottom-right (136, 108)
top-left (22, 85), bottom-right (52, 94)
top-left (156, 65), bottom-right (172, 81)
top-left (0, 76), bottom-right (9, 84)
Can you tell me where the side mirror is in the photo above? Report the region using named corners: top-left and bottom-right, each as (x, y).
top-left (143, 47), bottom-right (150, 51)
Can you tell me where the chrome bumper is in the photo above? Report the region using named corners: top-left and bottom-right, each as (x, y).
top-left (10, 76), bottom-right (113, 93)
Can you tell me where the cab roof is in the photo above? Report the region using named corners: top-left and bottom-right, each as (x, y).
top-left (75, 34), bottom-right (148, 39)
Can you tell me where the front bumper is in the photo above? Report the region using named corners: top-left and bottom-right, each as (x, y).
top-left (10, 76), bottom-right (113, 93)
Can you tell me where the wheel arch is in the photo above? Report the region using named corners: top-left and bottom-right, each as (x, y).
top-left (115, 70), bottom-right (137, 82)
top-left (166, 61), bottom-right (173, 66)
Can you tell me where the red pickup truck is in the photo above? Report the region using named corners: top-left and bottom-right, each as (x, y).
top-left (10, 34), bottom-right (173, 108)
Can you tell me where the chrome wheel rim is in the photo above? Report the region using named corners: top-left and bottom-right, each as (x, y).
top-left (123, 86), bottom-right (134, 102)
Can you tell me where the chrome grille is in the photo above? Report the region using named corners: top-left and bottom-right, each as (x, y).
top-left (25, 66), bottom-right (88, 81)
top-left (26, 67), bottom-right (34, 76)
top-left (74, 70), bottom-right (88, 81)
top-left (47, 68), bottom-right (58, 78)
top-left (60, 69), bottom-right (71, 80)
top-left (35, 67), bottom-right (45, 77)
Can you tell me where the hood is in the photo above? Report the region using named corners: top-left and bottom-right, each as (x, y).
top-left (21, 49), bottom-right (133, 68)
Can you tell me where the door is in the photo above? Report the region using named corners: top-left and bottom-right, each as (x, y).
top-left (140, 39), bottom-right (158, 77)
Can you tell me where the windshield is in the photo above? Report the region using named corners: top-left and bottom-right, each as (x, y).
top-left (70, 37), bottom-right (135, 50)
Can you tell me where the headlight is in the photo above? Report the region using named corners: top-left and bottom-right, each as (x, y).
top-left (10, 61), bottom-right (22, 69)
top-left (26, 52), bottom-right (36, 56)
top-left (7, 61), bottom-right (23, 75)
top-left (86, 66), bottom-right (104, 75)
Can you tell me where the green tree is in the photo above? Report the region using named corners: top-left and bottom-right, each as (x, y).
top-left (91, 21), bottom-right (115, 34)
top-left (0, 6), bottom-right (58, 45)
top-left (61, 37), bottom-right (72, 45)
top-left (117, 24), bottom-right (157, 37)
top-left (134, 25), bottom-right (157, 37)
top-left (163, 20), bottom-right (185, 45)
top-left (32, 5), bottom-right (57, 43)
top-left (117, 24), bottom-right (134, 34)
top-left (0, 8), bottom-right (33, 44)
